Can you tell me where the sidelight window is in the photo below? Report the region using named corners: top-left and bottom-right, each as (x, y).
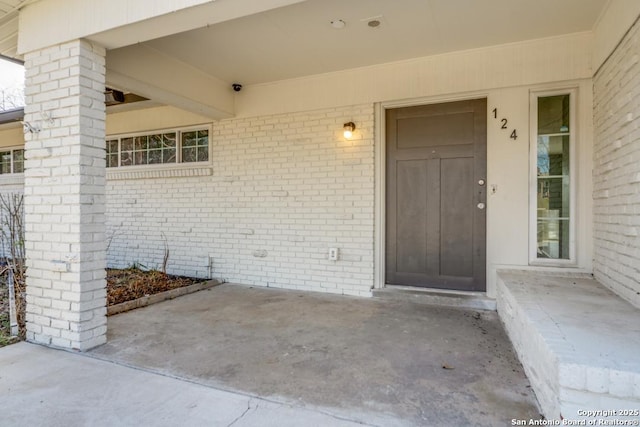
top-left (530, 90), bottom-right (575, 264)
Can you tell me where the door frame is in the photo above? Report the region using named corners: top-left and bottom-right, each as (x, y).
top-left (374, 91), bottom-right (490, 291)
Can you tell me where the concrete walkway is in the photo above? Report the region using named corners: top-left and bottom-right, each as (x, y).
top-left (92, 284), bottom-right (540, 425)
top-left (0, 342), bottom-right (366, 427)
top-left (1, 284), bottom-right (541, 426)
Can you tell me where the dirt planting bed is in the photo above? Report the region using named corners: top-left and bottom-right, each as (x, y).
top-left (0, 268), bottom-right (203, 346)
top-left (107, 268), bottom-right (201, 306)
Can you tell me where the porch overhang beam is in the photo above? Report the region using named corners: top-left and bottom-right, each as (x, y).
top-left (17, 0), bottom-right (307, 55)
top-left (106, 45), bottom-right (234, 120)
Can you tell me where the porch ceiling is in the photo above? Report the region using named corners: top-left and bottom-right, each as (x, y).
top-left (2, 0), bottom-right (608, 118)
top-left (135, 0), bottom-right (608, 85)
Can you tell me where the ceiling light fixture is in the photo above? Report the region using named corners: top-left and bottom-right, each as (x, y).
top-left (361, 14), bottom-right (384, 29)
top-left (331, 19), bottom-right (346, 29)
top-left (343, 122), bottom-right (356, 139)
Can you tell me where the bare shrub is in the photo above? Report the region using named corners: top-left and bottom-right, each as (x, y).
top-left (0, 193), bottom-right (25, 338)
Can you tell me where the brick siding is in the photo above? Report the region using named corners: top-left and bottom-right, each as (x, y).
top-left (593, 18), bottom-right (640, 308)
top-left (22, 40), bottom-right (107, 350)
top-left (106, 104), bottom-right (375, 297)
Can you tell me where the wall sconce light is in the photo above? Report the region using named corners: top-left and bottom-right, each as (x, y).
top-left (343, 122), bottom-right (356, 139)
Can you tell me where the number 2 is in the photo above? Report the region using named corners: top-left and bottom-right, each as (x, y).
top-left (493, 107), bottom-right (518, 140)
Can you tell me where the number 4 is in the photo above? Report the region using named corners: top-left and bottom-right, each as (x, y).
top-left (510, 129), bottom-right (518, 140)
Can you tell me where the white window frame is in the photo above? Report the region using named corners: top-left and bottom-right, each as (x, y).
top-left (106, 124), bottom-right (213, 171)
top-left (0, 146), bottom-right (25, 175)
top-left (529, 88), bottom-right (577, 266)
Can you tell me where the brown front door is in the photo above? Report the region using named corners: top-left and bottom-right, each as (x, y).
top-left (385, 98), bottom-right (487, 291)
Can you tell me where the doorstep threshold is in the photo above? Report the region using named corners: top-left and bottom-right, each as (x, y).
top-left (373, 285), bottom-right (496, 311)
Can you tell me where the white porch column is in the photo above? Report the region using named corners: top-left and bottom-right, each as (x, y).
top-left (23, 39), bottom-right (107, 351)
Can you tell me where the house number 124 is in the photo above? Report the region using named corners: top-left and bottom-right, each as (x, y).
top-left (492, 108), bottom-right (518, 140)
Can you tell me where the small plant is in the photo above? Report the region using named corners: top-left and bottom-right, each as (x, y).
top-left (161, 232), bottom-right (169, 275)
top-left (127, 261), bottom-right (149, 271)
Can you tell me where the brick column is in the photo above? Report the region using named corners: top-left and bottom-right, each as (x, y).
top-left (23, 40), bottom-right (107, 351)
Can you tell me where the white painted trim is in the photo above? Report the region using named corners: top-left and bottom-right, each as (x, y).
top-left (0, 173), bottom-right (24, 186)
top-left (378, 91), bottom-right (490, 110)
top-left (374, 103), bottom-right (385, 289)
top-left (528, 87), bottom-right (578, 266)
top-left (374, 90), bottom-right (490, 291)
top-left (0, 145), bottom-right (24, 151)
top-left (107, 123), bottom-right (212, 141)
top-left (107, 167), bottom-right (213, 181)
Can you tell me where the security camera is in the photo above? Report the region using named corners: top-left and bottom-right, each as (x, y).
top-left (232, 83), bottom-right (242, 92)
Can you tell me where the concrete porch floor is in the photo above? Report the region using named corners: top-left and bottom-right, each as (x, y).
top-left (87, 283), bottom-right (541, 426)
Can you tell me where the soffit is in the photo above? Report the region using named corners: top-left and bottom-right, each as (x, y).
top-left (0, 0), bottom-right (33, 61)
top-left (139, 0), bottom-right (608, 85)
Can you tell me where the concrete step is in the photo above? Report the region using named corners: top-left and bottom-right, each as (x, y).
top-left (496, 271), bottom-right (640, 419)
top-left (373, 286), bottom-right (497, 311)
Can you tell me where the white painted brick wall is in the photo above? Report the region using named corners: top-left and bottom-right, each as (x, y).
top-left (106, 104), bottom-right (375, 297)
top-left (497, 271), bottom-right (640, 420)
top-left (496, 274), bottom-right (558, 418)
top-left (593, 18), bottom-right (640, 309)
top-left (23, 39), bottom-right (107, 351)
